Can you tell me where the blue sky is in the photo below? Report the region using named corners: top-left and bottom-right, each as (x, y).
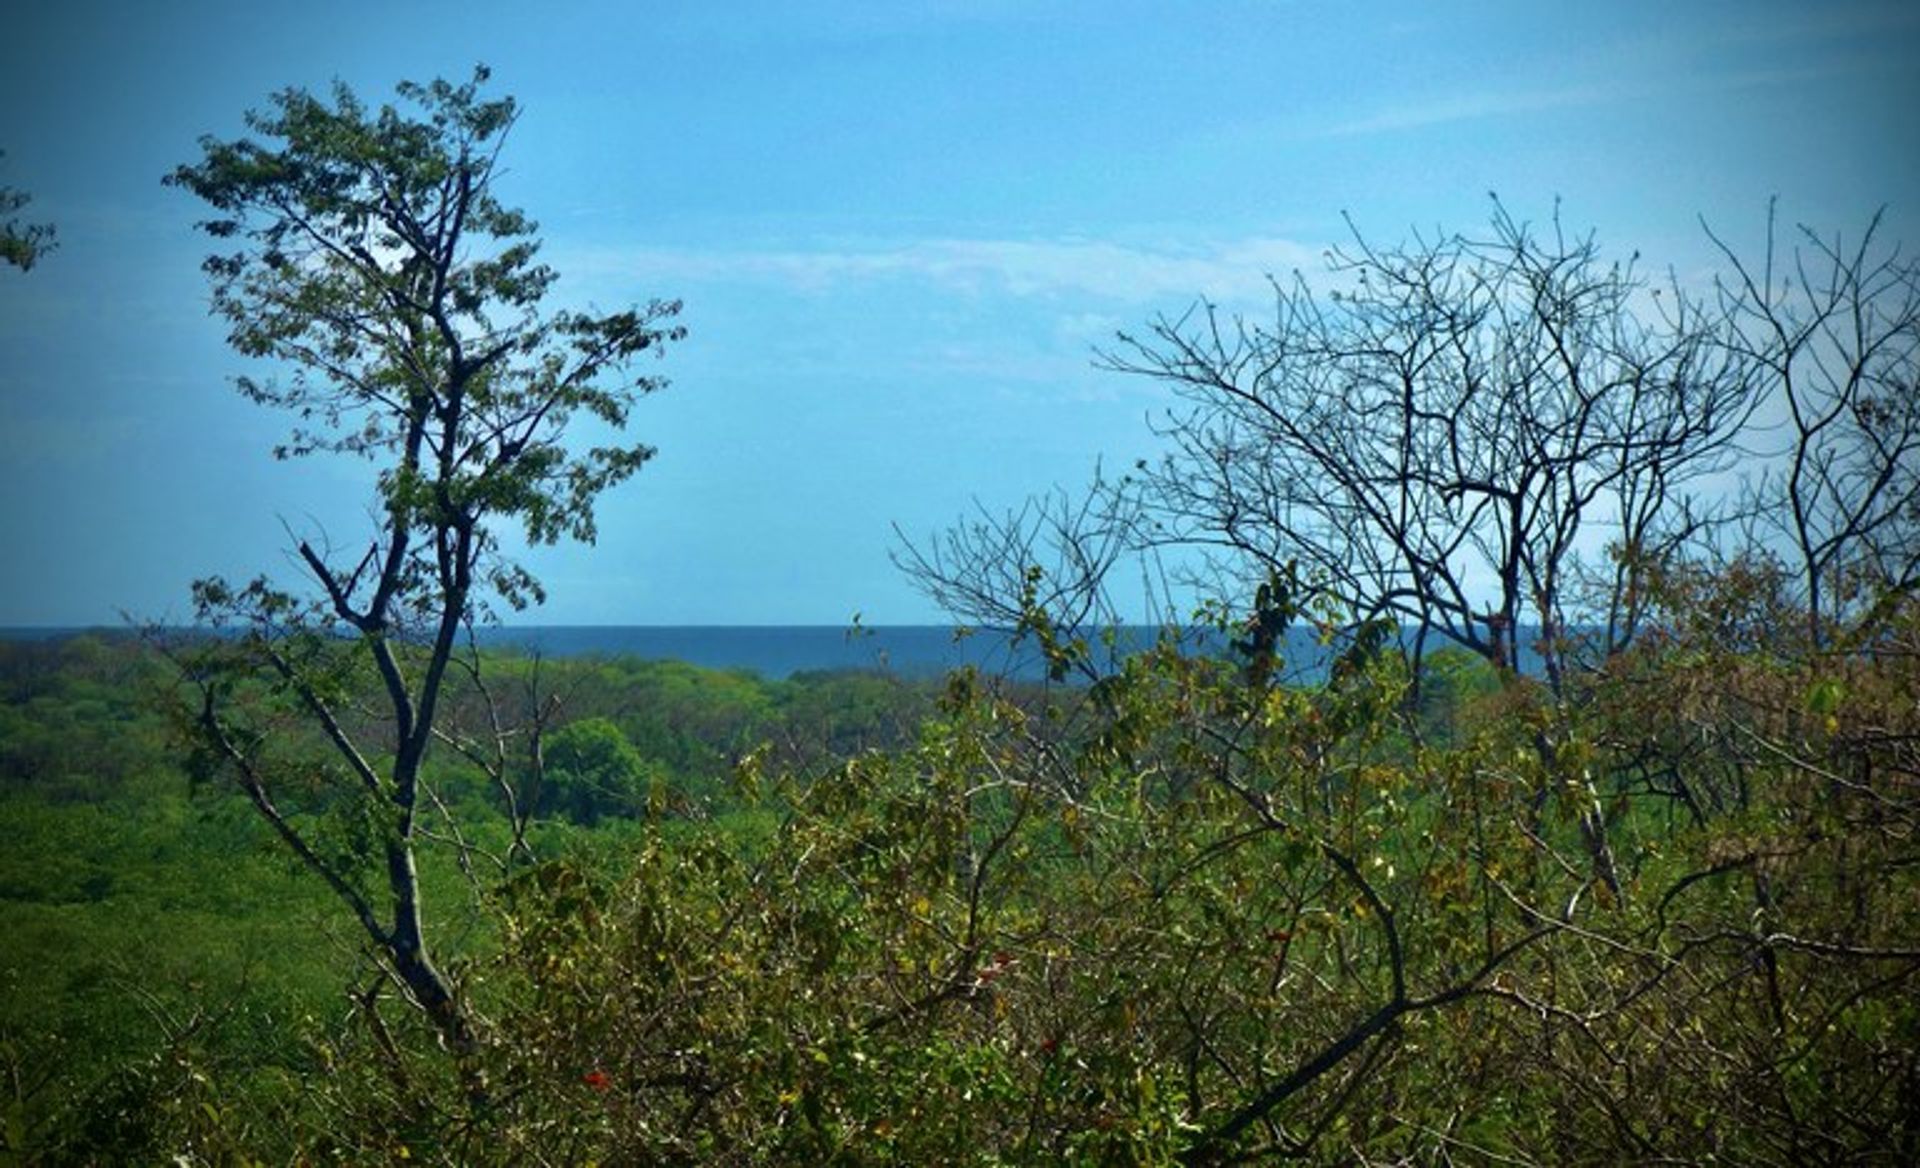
top-left (2, 0), bottom-right (1916, 626)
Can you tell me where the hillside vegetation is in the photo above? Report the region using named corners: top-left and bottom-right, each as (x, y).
top-left (2, 593), bottom-right (1914, 1163)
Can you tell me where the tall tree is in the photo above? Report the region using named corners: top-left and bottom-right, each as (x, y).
top-left (161, 67), bottom-right (682, 1058)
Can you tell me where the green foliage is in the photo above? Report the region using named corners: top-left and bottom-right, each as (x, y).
top-left (0, 152), bottom-right (55, 272)
top-left (538, 716), bottom-right (655, 824)
top-left (164, 66), bottom-right (682, 560)
top-left (0, 636), bottom-right (944, 1162)
top-left (0, 783), bottom-right (346, 1164)
top-left (7, 595), bottom-right (1918, 1162)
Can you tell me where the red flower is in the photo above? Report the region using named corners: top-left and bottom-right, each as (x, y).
top-left (975, 951), bottom-right (1019, 987)
top-left (582, 1069), bottom-right (611, 1090)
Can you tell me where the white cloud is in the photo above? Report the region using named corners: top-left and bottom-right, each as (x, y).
top-left (1316, 59), bottom-right (1860, 141)
top-left (1318, 84), bottom-right (1619, 138)
top-left (557, 234), bottom-right (1327, 307)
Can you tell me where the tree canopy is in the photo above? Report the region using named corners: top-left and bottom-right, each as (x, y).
top-left (159, 66), bottom-right (682, 1060)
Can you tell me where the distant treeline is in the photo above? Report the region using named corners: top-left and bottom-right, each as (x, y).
top-left (1, 621), bottom-right (1569, 682)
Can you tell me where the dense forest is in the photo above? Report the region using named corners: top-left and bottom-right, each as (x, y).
top-left (3, 67), bottom-right (1916, 1164)
top-left (0, 633), bottom-right (946, 1161)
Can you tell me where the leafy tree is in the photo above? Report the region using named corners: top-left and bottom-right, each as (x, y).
top-left (157, 67), bottom-right (682, 1062)
top-left (538, 716), bottom-right (651, 825)
top-left (0, 151), bottom-right (55, 272)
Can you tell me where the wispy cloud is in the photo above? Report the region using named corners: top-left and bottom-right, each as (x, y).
top-left (558, 235), bottom-right (1325, 306)
top-left (1317, 54), bottom-right (1867, 141)
top-left (1318, 82), bottom-right (1622, 138)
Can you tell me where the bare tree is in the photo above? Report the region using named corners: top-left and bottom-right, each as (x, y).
top-left (892, 483), bottom-right (1136, 635)
top-left (891, 473), bottom-right (1179, 680)
top-left (1103, 201), bottom-right (1755, 691)
top-left (900, 204), bottom-right (1760, 699)
top-left (1709, 205), bottom-right (1920, 649)
top-left (898, 202), bottom-right (1777, 902)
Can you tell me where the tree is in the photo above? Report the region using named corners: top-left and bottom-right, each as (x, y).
top-left (1, 151), bottom-right (56, 271)
top-left (539, 716), bottom-right (652, 825)
top-left (159, 67), bottom-right (682, 1061)
top-left (1112, 203), bottom-right (1755, 687)
top-left (892, 481), bottom-right (1145, 670)
top-left (904, 204), bottom-right (1761, 690)
top-left (1708, 206), bottom-right (1920, 648)
top-left (879, 205), bottom-right (1917, 1162)
top-left (901, 203), bottom-right (1766, 898)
